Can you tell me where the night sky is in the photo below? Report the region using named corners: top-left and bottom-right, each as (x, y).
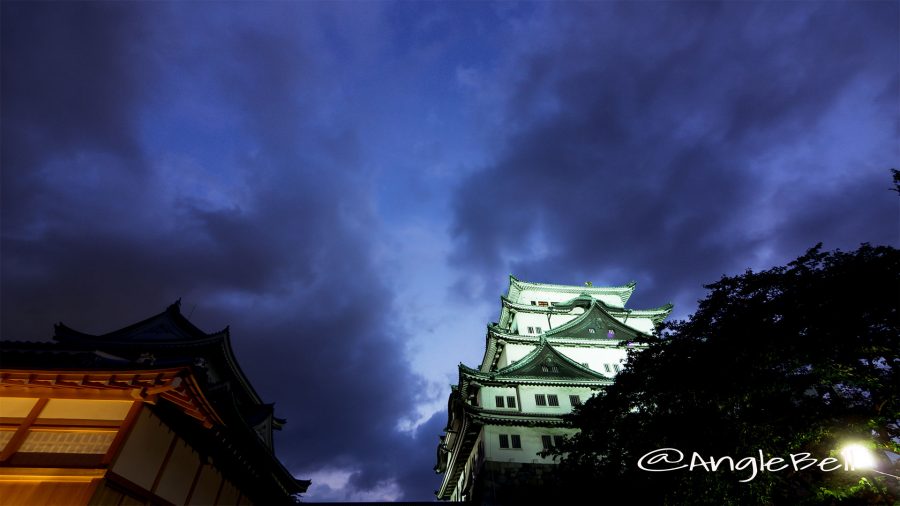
top-left (2, 1), bottom-right (897, 502)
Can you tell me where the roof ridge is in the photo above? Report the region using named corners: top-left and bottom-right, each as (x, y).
top-left (54, 302), bottom-right (229, 343)
top-left (511, 275), bottom-right (636, 291)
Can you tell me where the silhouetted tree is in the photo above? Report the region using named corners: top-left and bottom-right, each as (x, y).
top-left (552, 244), bottom-right (899, 505)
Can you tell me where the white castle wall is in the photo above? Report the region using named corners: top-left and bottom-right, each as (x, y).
top-left (516, 288), bottom-right (625, 308)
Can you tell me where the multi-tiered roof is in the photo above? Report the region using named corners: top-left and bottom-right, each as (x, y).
top-left (1, 301), bottom-right (308, 504)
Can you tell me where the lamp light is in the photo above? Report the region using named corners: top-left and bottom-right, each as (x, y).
top-left (840, 443), bottom-right (900, 480)
top-left (840, 443), bottom-right (875, 470)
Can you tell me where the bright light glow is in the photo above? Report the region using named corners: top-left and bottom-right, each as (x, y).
top-left (840, 443), bottom-right (876, 470)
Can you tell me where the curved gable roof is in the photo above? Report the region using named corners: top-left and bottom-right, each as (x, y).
top-left (545, 299), bottom-right (646, 340)
top-left (54, 300), bottom-right (228, 344)
top-left (51, 301), bottom-right (263, 407)
top-left (496, 339), bottom-right (606, 380)
top-left (464, 339), bottom-right (607, 382)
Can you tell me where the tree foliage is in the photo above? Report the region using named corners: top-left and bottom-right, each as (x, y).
top-left (553, 244), bottom-right (899, 504)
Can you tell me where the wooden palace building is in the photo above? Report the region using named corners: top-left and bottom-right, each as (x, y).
top-left (0, 301), bottom-right (309, 505)
top-left (435, 276), bottom-right (671, 503)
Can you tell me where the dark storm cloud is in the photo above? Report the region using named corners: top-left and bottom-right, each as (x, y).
top-left (1, 2), bottom-right (438, 500)
top-left (1, 2), bottom-right (154, 239)
top-left (450, 1), bottom-right (899, 313)
top-left (1, 2), bottom-right (148, 160)
top-left (3, 1), bottom-right (896, 501)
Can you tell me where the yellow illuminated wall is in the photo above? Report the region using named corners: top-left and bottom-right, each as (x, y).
top-left (0, 395), bottom-right (248, 506)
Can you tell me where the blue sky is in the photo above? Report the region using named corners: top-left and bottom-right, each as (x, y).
top-left (2, 1), bottom-right (897, 501)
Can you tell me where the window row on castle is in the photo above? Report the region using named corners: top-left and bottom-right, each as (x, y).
top-left (540, 362), bottom-right (617, 374)
top-left (497, 434), bottom-right (565, 450)
top-left (534, 394), bottom-right (581, 407)
top-left (494, 394), bottom-right (582, 409)
top-left (521, 325), bottom-right (618, 338)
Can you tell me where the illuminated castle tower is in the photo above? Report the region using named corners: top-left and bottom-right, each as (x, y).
top-left (435, 276), bottom-right (671, 503)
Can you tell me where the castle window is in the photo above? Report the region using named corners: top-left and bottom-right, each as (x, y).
top-left (506, 396), bottom-right (517, 408)
top-left (604, 364), bottom-right (612, 373)
top-left (499, 434), bottom-right (521, 449)
top-left (588, 328), bottom-right (596, 334)
top-left (527, 326), bottom-right (534, 334)
top-left (547, 394), bottom-right (559, 407)
top-left (613, 364), bottom-right (621, 373)
top-left (534, 326), bottom-right (542, 333)
top-left (538, 301), bottom-right (549, 307)
top-left (553, 435), bottom-right (565, 447)
top-left (569, 395), bottom-right (582, 406)
top-left (535, 394), bottom-right (547, 406)
top-left (530, 301), bottom-right (536, 305)
top-left (541, 435), bottom-right (553, 450)
top-left (495, 396), bottom-right (505, 408)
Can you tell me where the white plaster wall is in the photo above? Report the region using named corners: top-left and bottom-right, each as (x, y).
top-left (498, 343), bottom-right (534, 368)
top-left (596, 294), bottom-right (625, 307)
top-left (516, 288), bottom-right (624, 308)
top-left (512, 313), bottom-right (550, 335)
top-left (156, 438), bottom-right (201, 504)
top-left (111, 408), bottom-right (174, 490)
top-left (480, 385), bottom-right (597, 414)
top-left (483, 425), bottom-right (579, 464)
top-left (515, 289), bottom-right (566, 306)
top-left (609, 314), bottom-right (655, 334)
top-left (554, 346), bottom-right (628, 377)
top-left (478, 386), bottom-right (520, 411)
top-left (517, 385), bottom-right (594, 415)
top-left (547, 312), bottom-right (578, 330)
